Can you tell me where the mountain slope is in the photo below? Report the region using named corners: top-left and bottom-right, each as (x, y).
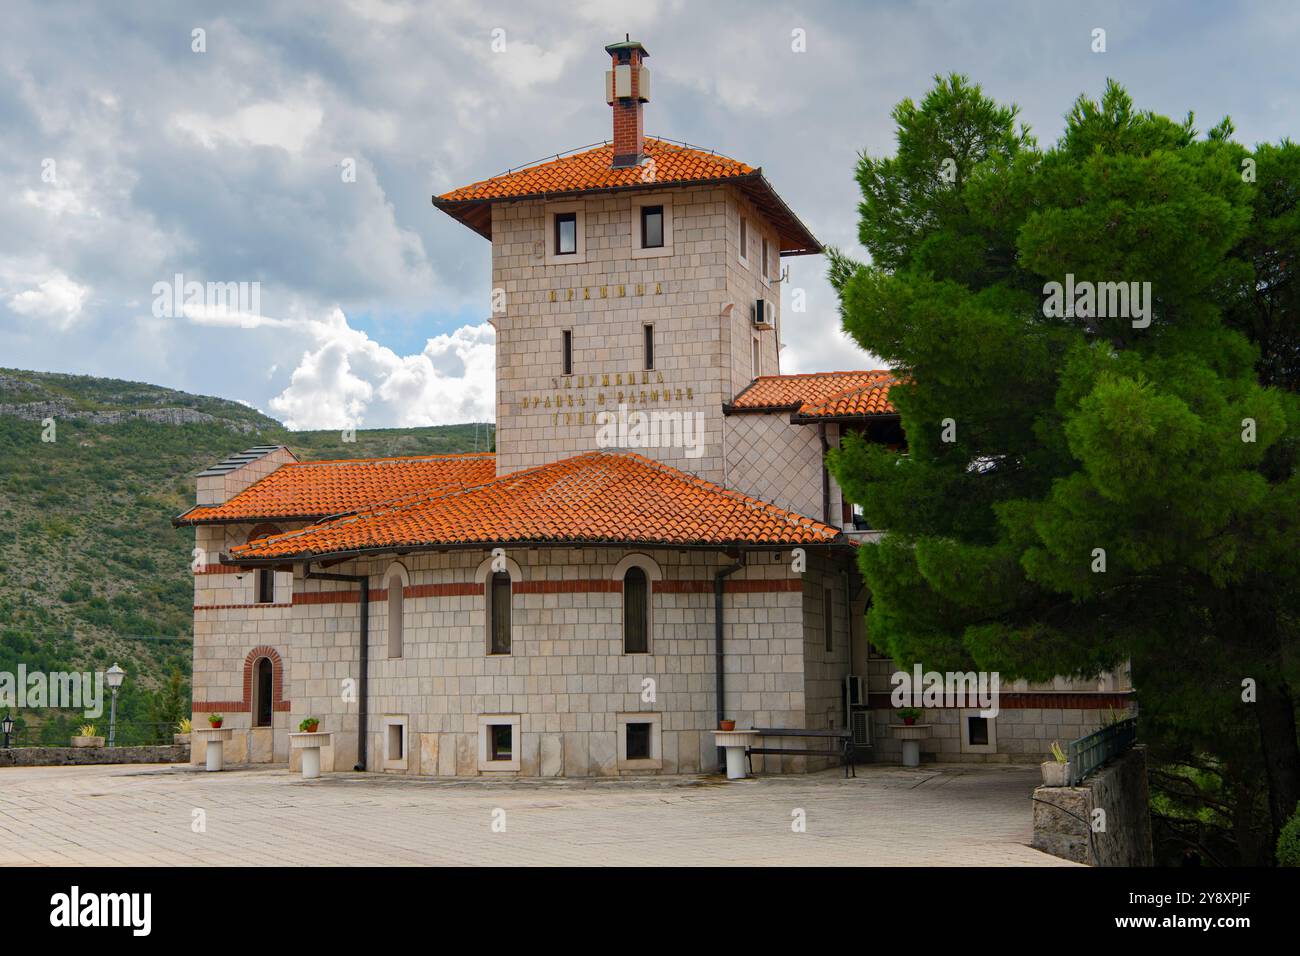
top-left (0, 367), bottom-right (492, 744)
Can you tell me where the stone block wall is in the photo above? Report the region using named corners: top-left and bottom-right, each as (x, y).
top-left (271, 547), bottom-right (813, 777)
top-left (1031, 746), bottom-right (1153, 865)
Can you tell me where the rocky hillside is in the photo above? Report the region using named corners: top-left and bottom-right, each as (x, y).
top-left (0, 367), bottom-right (492, 744)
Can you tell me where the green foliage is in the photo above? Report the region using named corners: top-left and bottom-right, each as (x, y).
top-left (1278, 808), bottom-right (1300, 867)
top-left (0, 367), bottom-right (484, 742)
top-left (830, 75), bottom-right (1299, 862)
top-left (299, 716), bottom-right (320, 732)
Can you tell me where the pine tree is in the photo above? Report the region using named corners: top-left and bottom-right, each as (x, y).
top-left (830, 76), bottom-right (1300, 857)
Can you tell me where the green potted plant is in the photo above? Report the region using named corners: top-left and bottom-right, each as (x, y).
top-left (897, 707), bottom-right (921, 726)
top-left (299, 717), bottom-right (320, 733)
top-left (207, 713), bottom-right (224, 729)
top-left (174, 717), bottom-right (192, 745)
top-left (72, 723), bottom-right (105, 748)
top-left (1041, 740), bottom-right (1070, 786)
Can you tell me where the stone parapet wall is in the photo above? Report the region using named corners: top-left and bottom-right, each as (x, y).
top-left (0, 745), bottom-right (189, 767)
top-left (1031, 746), bottom-right (1153, 865)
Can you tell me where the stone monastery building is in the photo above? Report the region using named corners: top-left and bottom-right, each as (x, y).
top-left (177, 39), bottom-right (1131, 776)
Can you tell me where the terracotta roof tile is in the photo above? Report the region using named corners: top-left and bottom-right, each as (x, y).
top-left (438, 138), bottom-right (754, 203)
top-left (433, 138), bottom-right (820, 254)
top-left (228, 451), bottom-right (842, 561)
top-left (176, 454), bottom-right (496, 525)
top-left (728, 371), bottom-right (899, 418)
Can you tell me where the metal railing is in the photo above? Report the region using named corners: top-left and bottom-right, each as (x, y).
top-left (1067, 717), bottom-right (1137, 785)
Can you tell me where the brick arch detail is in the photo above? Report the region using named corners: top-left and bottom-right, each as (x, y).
top-left (192, 645), bottom-right (290, 714)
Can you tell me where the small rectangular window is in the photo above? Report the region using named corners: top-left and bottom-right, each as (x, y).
top-left (562, 329), bottom-right (573, 376)
top-left (824, 587), bottom-right (834, 652)
top-left (626, 722), bottom-right (652, 760)
top-left (555, 212), bottom-right (577, 255)
top-left (739, 216), bottom-right (748, 261)
top-left (640, 204), bottom-right (664, 248)
top-left (752, 337), bottom-right (760, 379)
top-left (968, 716), bottom-right (990, 747)
top-left (761, 237), bottom-right (770, 278)
top-left (489, 724), bottom-right (513, 761)
top-left (256, 569), bottom-right (274, 604)
top-left (643, 324), bottom-right (654, 371)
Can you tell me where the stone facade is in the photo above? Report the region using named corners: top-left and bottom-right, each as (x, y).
top-left (191, 541), bottom-right (847, 776)
top-left (491, 184), bottom-right (785, 481)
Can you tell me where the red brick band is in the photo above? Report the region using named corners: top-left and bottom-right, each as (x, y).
top-left (194, 603), bottom-right (293, 610)
top-left (193, 645), bottom-right (289, 714)
top-left (865, 692), bottom-right (1134, 710)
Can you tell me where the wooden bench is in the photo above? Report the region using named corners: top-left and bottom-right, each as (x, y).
top-left (747, 727), bottom-right (856, 778)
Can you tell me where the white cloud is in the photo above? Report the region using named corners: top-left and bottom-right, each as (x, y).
top-left (6, 271), bottom-right (91, 329)
top-left (172, 100), bottom-right (324, 154)
top-left (228, 307), bottom-right (497, 429)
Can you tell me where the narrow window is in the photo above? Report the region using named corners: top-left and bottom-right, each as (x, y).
top-left (387, 573), bottom-right (403, 659)
top-left (489, 724), bottom-right (513, 761)
top-left (824, 587), bottom-right (834, 652)
top-left (555, 212), bottom-right (577, 255)
top-left (254, 657), bottom-right (273, 727)
top-left (643, 324), bottom-right (654, 371)
top-left (623, 566), bottom-right (649, 654)
top-left (562, 329), bottom-right (573, 376)
top-left (256, 568), bottom-right (275, 604)
top-left (968, 716), bottom-right (990, 747)
top-left (739, 216), bottom-right (748, 261)
top-left (761, 236), bottom-right (770, 278)
top-left (489, 571), bottom-right (512, 654)
top-left (626, 722), bottom-right (652, 760)
top-left (752, 336), bottom-right (761, 379)
top-left (640, 204), bottom-right (664, 248)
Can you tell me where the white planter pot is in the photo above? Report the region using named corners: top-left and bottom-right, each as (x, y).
top-left (71, 736), bottom-right (105, 748)
top-left (1041, 761), bottom-right (1070, 787)
top-left (174, 733), bottom-right (191, 746)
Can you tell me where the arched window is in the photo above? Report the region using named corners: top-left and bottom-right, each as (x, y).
top-left (623, 567), bottom-right (649, 653)
top-left (383, 562), bottom-right (409, 659)
top-left (489, 571), bottom-right (512, 655)
top-left (387, 574), bottom-right (404, 658)
top-left (254, 656), bottom-right (273, 727)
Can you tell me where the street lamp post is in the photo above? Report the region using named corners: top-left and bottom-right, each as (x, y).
top-left (1, 713), bottom-right (13, 748)
top-left (105, 663), bottom-right (126, 747)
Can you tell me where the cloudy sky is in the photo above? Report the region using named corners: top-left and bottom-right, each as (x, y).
top-left (1, 0), bottom-right (1295, 429)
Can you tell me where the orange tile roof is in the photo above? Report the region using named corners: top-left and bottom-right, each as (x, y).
top-left (175, 454), bottom-right (497, 525)
top-left (727, 371), bottom-right (899, 419)
top-left (433, 138), bottom-right (821, 254)
top-left (438, 138), bottom-right (754, 203)
top-left (228, 451), bottom-right (843, 561)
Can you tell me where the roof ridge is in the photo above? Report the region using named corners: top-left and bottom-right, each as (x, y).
top-left (288, 451), bottom-right (495, 467)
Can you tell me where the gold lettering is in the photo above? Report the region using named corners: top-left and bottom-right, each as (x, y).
top-left (602, 374), bottom-right (610, 387)
top-left (655, 282), bottom-right (662, 294)
top-left (549, 290), bottom-right (556, 302)
top-left (617, 285), bottom-right (625, 297)
top-left (583, 287), bottom-right (590, 300)
top-left (656, 371), bottom-right (664, 384)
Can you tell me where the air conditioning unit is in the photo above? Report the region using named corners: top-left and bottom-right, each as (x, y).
top-left (851, 710), bottom-right (872, 748)
top-left (751, 298), bottom-right (775, 329)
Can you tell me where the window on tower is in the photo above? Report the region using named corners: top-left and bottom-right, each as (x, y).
top-left (640, 204), bottom-right (664, 248)
top-left (555, 212), bottom-right (577, 255)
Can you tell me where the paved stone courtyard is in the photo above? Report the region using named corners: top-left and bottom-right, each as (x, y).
top-left (0, 762), bottom-right (1075, 866)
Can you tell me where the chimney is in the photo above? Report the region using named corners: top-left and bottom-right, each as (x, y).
top-left (604, 37), bottom-right (650, 168)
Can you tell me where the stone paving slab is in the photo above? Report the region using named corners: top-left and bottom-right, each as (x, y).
top-left (0, 762), bottom-right (1077, 866)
